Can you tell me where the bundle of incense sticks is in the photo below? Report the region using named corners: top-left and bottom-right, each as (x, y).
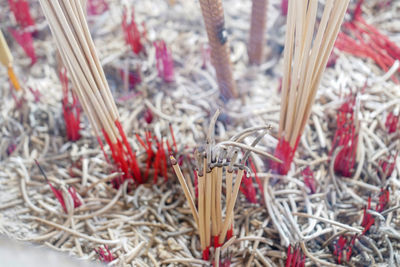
top-left (273, 0), bottom-right (349, 175)
top-left (39, 0), bottom-right (141, 184)
top-left (248, 0), bottom-right (268, 65)
top-left (0, 30), bottom-right (20, 91)
top-left (198, 0), bottom-right (238, 99)
top-left (172, 112), bottom-right (279, 261)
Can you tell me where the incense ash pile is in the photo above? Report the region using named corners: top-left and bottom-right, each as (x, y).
top-left (0, 0), bottom-right (400, 266)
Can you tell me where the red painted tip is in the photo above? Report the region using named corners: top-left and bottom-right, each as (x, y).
top-left (302, 167), bottom-right (316, 194)
top-left (213, 235), bottom-right (221, 248)
top-left (335, 1), bottom-right (400, 83)
top-left (143, 108), bottom-right (153, 124)
top-left (285, 245), bottom-right (292, 267)
top-left (95, 245), bottom-right (114, 263)
top-left (333, 234), bottom-right (358, 264)
top-left (60, 69), bottom-right (81, 142)
top-left (8, 0), bottom-right (36, 29)
top-left (11, 90), bottom-right (25, 109)
top-left (327, 51), bottom-right (338, 68)
top-left (281, 0), bottom-right (288, 16)
top-left (122, 7), bottom-right (143, 54)
top-left (286, 244), bottom-right (305, 267)
top-left (385, 112), bottom-right (399, 134)
top-left (331, 96), bottom-right (358, 178)
top-left (376, 187), bottom-right (390, 213)
top-left (271, 137), bottom-right (300, 175)
top-left (202, 247), bottom-right (210, 261)
top-left (119, 68), bottom-right (141, 90)
top-left (239, 171), bottom-right (257, 204)
top-left (68, 187), bottom-right (82, 208)
top-left (48, 183), bottom-right (67, 213)
top-left (378, 152), bottom-right (398, 179)
top-left (86, 0), bottom-right (109, 16)
top-left (28, 87), bottom-right (41, 103)
top-left (7, 143), bottom-right (16, 156)
top-left (8, 28), bottom-right (37, 65)
top-left (221, 258), bottom-right (231, 267)
top-left (249, 158), bottom-right (264, 204)
top-left (154, 40), bottom-right (175, 82)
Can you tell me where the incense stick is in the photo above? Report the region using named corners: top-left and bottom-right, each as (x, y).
top-left (0, 30), bottom-right (20, 91)
top-left (198, 0), bottom-right (238, 99)
top-left (39, 0), bottom-right (142, 184)
top-left (219, 168), bottom-right (244, 244)
top-left (274, 0), bottom-right (350, 174)
top-left (248, 0), bottom-right (268, 65)
top-left (170, 156), bottom-right (199, 225)
top-left (171, 111), bottom-right (278, 260)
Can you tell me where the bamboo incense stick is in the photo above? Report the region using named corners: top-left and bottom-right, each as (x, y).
top-left (204, 169), bottom-right (212, 248)
top-left (219, 168), bottom-right (244, 244)
top-left (170, 156), bottom-right (199, 225)
top-left (215, 165), bottom-right (223, 236)
top-left (211, 167), bottom-right (218, 240)
top-left (198, 0), bottom-right (238, 99)
top-left (171, 117), bottom-right (276, 259)
top-left (39, 0), bottom-right (143, 184)
top-left (198, 167), bottom-right (206, 251)
top-left (274, 0), bottom-right (350, 174)
top-left (248, 0), bottom-right (268, 65)
top-left (0, 30), bottom-right (21, 91)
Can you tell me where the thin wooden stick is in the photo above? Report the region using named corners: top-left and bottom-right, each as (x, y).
top-left (170, 156), bottom-right (199, 226)
top-left (204, 169), bottom-right (212, 247)
top-left (219, 169), bottom-right (244, 244)
top-left (215, 165), bottom-right (223, 235)
top-left (211, 167), bottom-right (218, 238)
top-left (225, 169), bottom-right (233, 231)
top-left (198, 165), bottom-right (206, 250)
top-left (39, 0), bottom-right (119, 141)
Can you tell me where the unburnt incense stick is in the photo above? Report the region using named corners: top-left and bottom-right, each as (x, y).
top-left (248, 0), bottom-right (268, 65)
top-left (0, 30), bottom-right (20, 91)
top-left (273, 0), bottom-right (350, 174)
top-left (198, 0), bottom-right (238, 99)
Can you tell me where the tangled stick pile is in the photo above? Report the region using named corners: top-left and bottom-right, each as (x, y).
top-left (0, 0), bottom-right (400, 266)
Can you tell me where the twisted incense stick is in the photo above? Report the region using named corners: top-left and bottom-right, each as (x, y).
top-left (199, 0), bottom-right (238, 99)
top-left (248, 0), bottom-right (268, 65)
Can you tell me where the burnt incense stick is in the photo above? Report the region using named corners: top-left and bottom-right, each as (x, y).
top-left (198, 0), bottom-right (238, 99)
top-left (273, 0), bottom-right (350, 175)
top-left (170, 156), bottom-right (199, 225)
top-left (219, 168), bottom-right (244, 244)
top-left (248, 0), bottom-right (268, 65)
top-left (171, 111), bottom-right (278, 260)
top-left (0, 30), bottom-right (21, 91)
top-left (198, 158), bottom-right (206, 252)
